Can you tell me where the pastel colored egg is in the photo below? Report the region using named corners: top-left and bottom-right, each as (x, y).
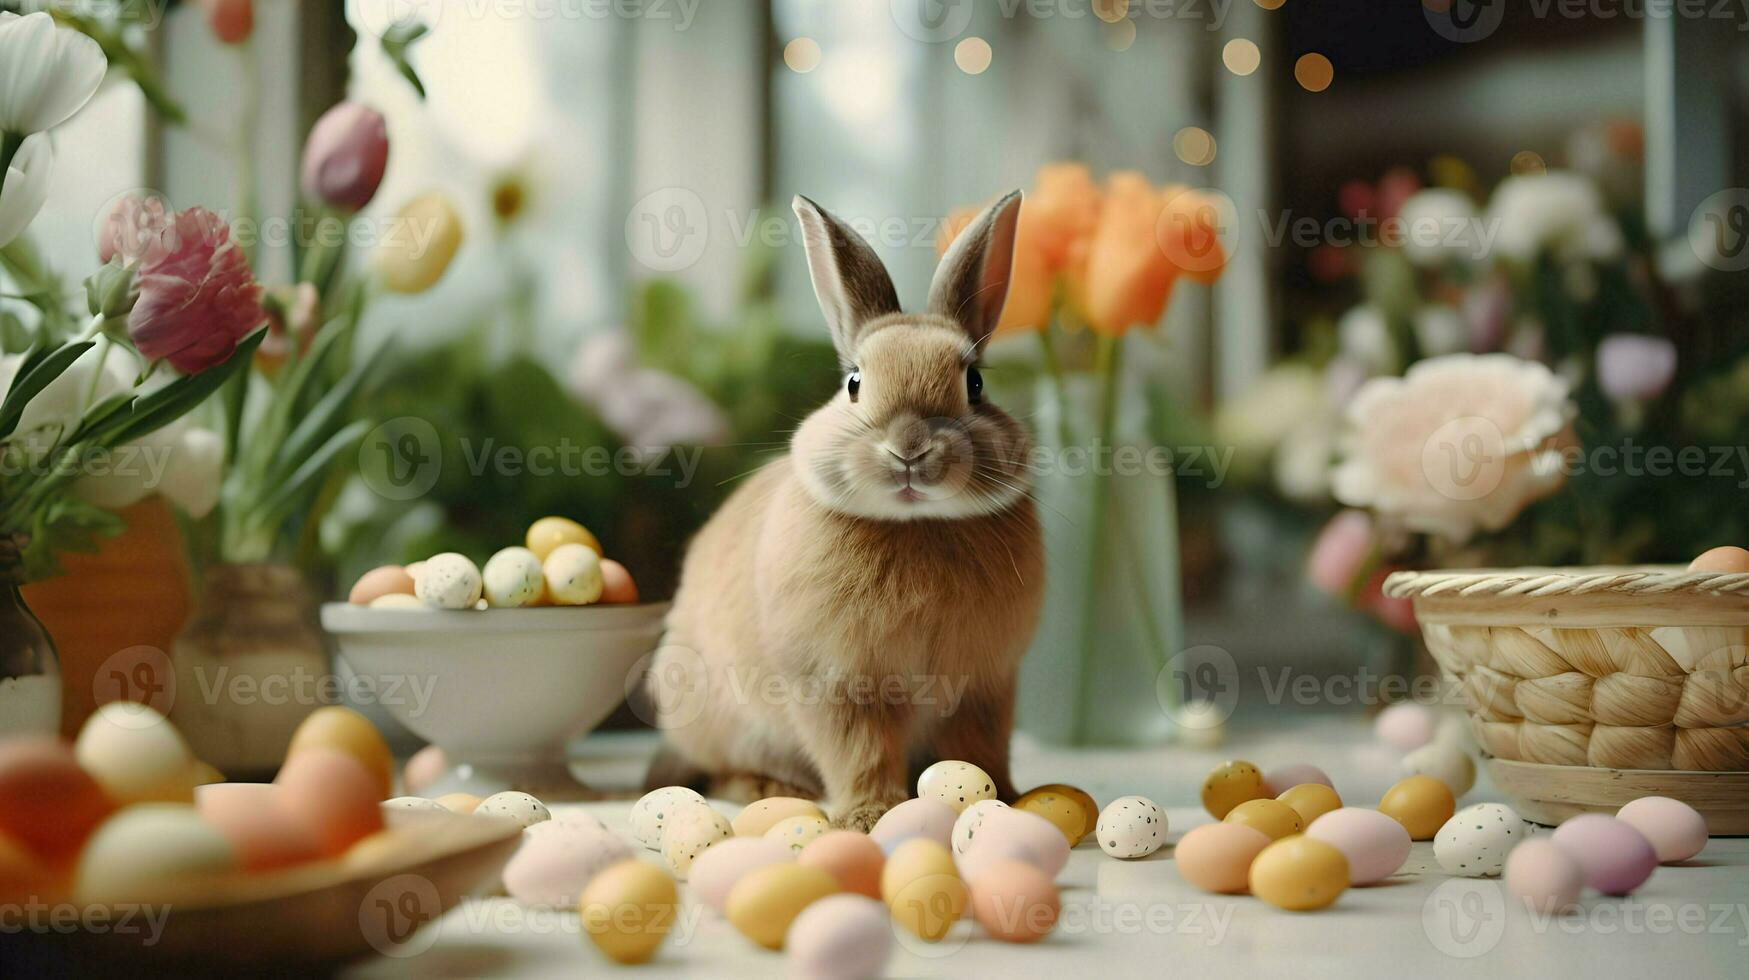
top-left (0, 736), bottom-right (114, 865)
top-left (1021, 784), bottom-right (1098, 841)
top-left (383, 796), bottom-right (445, 812)
top-left (969, 859), bottom-right (1059, 943)
top-left (348, 565), bottom-right (416, 605)
top-left (868, 798), bottom-right (957, 849)
top-left (1096, 795), bottom-right (1168, 859)
top-left (368, 593), bottom-right (426, 610)
top-left (629, 786), bottom-right (707, 848)
top-left (951, 799), bottom-right (1010, 856)
top-left (1399, 742), bottom-right (1476, 797)
top-left (960, 808), bottom-right (1070, 880)
top-left (1505, 839), bottom-right (1585, 914)
top-left (1616, 796), bottom-right (1708, 863)
top-left (733, 796), bottom-right (826, 837)
top-left (273, 748), bottom-right (385, 856)
top-left (580, 859), bottom-right (678, 964)
top-left (504, 819), bottom-right (636, 907)
top-left (1261, 763), bottom-right (1333, 797)
top-left (1376, 702), bottom-right (1437, 751)
top-left (1549, 814), bottom-right (1658, 895)
top-left (662, 804), bottom-right (733, 878)
top-left (195, 782), bottom-right (322, 872)
top-left (435, 792), bottom-right (482, 814)
top-left (785, 893), bottom-right (891, 980)
top-left (1013, 787), bottom-right (1088, 844)
top-left (1434, 803), bottom-right (1527, 877)
top-left (1378, 775), bottom-right (1455, 840)
top-left (74, 803), bottom-right (238, 903)
top-left (402, 744), bottom-right (447, 795)
top-left (1224, 798), bottom-right (1304, 841)
top-left (1689, 546), bottom-right (1749, 573)
top-left (1201, 760), bottom-right (1266, 819)
top-left (1305, 807), bottom-right (1412, 885)
top-left (73, 702), bottom-right (200, 806)
top-left (475, 791), bottom-right (551, 829)
top-left (1249, 836), bottom-right (1350, 912)
top-left (1277, 783), bottom-right (1343, 825)
top-left (544, 543), bottom-right (604, 605)
top-left (690, 836), bottom-right (795, 912)
top-left (880, 838), bottom-right (965, 942)
top-left (599, 559), bottom-right (640, 604)
top-left (526, 516), bottom-right (602, 561)
top-left (798, 830), bottom-right (885, 899)
top-left (414, 552), bottom-right (483, 609)
top-left (482, 547), bottom-right (546, 608)
top-left (726, 862), bottom-right (841, 950)
top-left (767, 814), bottom-right (830, 854)
top-left (1174, 822), bottom-right (1272, 894)
top-left (916, 760), bottom-right (996, 814)
top-left (286, 706), bottom-right (394, 801)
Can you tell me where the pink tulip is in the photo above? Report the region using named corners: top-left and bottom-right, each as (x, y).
top-left (107, 201), bottom-right (264, 373)
top-left (300, 103), bottom-right (390, 213)
top-left (200, 0), bottom-right (254, 45)
top-left (1307, 510), bottom-right (1375, 597)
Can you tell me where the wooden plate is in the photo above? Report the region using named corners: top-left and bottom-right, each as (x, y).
top-left (1487, 758), bottom-right (1749, 834)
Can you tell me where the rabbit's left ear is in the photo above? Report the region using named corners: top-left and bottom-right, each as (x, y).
top-left (927, 190), bottom-right (1022, 353)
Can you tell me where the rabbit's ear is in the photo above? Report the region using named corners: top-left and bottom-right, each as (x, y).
top-left (793, 195), bottom-right (901, 364)
top-left (927, 190), bottom-right (1022, 353)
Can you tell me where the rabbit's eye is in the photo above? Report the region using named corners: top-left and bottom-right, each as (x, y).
top-left (846, 369), bottom-right (861, 401)
top-left (966, 365), bottom-right (984, 405)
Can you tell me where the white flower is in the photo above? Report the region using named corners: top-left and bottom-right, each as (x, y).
top-left (1485, 171), bottom-right (1623, 263)
top-left (1274, 416), bottom-right (1338, 504)
top-left (1396, 189), bottom-right (1480, 268)
top-left (1338, 305), bottom-right (1396, 373)
top-left (0, 132), bottom-right (48, 247)
top-left (1213, 364), bottom-right (1327, 460)
top-left (566, 331), bottom-right (729, 452)
top-left (1332, 353), bottom-right (1575, 543)
top-left (0, 12), bottom-right (107, 134)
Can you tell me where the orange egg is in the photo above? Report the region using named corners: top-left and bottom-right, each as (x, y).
top-left (0, 737), bottom-right (113, 865)
top-left (195, 783), bottom-right (322, 872)
top-left (1277, 783), bottom-right (1344, 825)
top-left (1201, 760), bottom-right (1267, 819)
top-left (1175, 822), bottom-right (1272, 894)
top-left (969, 859), bottom-right (1059, 942)
top-left (1689, 546), bottom-right (1749, 573)
top-left (1249, 836), bottom-right (1350, 911)
top-left (599, 559), bottom-right (640, 604)
top-left (798, 830), bottom-right (885, 899)
top-left (1224, 798), bottom-right (1304, 841)
top-left (348, 565), bottom-right (417, 604)
top-left (286, 706), bottom-right (393, 801)
top-left (1379, 775), bottom-right (1456, 841)
top-left (274, 749), bottom-right (385, 856)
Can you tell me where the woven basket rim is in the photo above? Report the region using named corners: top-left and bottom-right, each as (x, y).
top-left (1382, 565), bottom-right (1749, 600)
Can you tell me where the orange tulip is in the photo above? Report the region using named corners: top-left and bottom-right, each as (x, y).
top-left (937, 202), bottom-right (1052, 337)
top-left (1082, 171), bottom-right (1177, 337)
top-left (1159, 185), bottom-right (1229, 284)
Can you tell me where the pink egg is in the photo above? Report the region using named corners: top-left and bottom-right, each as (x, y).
top-left (798, 830), bottom-right (885, 899)
top-left (786, 894), bottom-right (891, 979)
top-left (349, 565), bottom-right (416, 605)
top-left (1375, 703), bottom-right (1436, 752)
top-left (690, 836), bottom-right (794, 912)
top-left (958, 809), bottom-right (1069, 882)
top-left (1305, 807), bottom-right (1412, 884)
top-left (1505, 839), bottom-right (1585, 914)
top-left (1261, 763), bottom-right (1334, 797)
top-left (1616, 796), bottom-right (1707, 863)
top-left (401, 744), bottom-right (447, 795)
top-left (1174, 822), bottom-right (1273, 894)
top-left (1550, 814), bottom-right (1658, 895)
top-left (868, 798), bottom-right (956, 850)
top-left (598, 559), bottom-right (640, 604)
top-left (503, 819), bottom-right (634, 907)
top-left (273, 749), bottom-right (385, 856)
top-left (195, 783), bottom-right (322, 872)
top-left (969, 859), bottom-right (1060, 943)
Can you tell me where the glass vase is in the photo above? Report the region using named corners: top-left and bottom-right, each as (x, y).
top-left (1, 537), bottom-right (62, 738)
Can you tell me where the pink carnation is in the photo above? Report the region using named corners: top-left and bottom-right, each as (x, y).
top-left (104, 199), bottom-right (264, 374)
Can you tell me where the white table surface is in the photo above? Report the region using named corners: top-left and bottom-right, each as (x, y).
top-left (346, 717), bottom-right (1749, 980)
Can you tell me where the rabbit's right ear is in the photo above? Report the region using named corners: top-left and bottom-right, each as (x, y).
top-left (793, 196), bottom-right (901, 365)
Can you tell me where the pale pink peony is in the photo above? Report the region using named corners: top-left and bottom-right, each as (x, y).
top-left (1332, 353), bottom-right (1575, 543)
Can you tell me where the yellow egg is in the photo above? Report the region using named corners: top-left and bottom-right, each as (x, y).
top-left (766, 814), bottom-right (830, 854)
top-left (733, 796), bottom-right (827, 837)
top-left (1379, 775), bottom-right (1456, 841)
top-left (526, 516), bottom-right (603, 561)
top-left (285, 706), bottom-right (393, 801)
top-left (581, 859), bottom-right (679, 964)
top-left (725, 863), bottom-right (840, 950)
top-left (1028, 784), bottom-right (1099, 839)
top-left (881, 838), bottom-right (967, 941)
top-left (435, 793), bottom-right (483, 814)
top-left (1248, 836), bottom-right (1350, 911)
top-left (1014, 788), bottom-right (1088, 844)
top-left (1224, 798), bottom-right (1304, 841)
top-left (1201, 760), bottom-right (1267, 819)
top-left (1277, 783), bottom-right (1343, 825)
top-left (543, 544), bottom-right (604, 606)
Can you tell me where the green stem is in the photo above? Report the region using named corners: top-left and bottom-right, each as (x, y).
top-left (1035, 326), bottom-right (1072, 450)
top-left (1071, 332), bottom-right (1124, 744)
top-left (234, 41), bottom-right (261, 269)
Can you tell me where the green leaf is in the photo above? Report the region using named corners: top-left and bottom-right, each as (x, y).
top-left (252, 419), bottom-right (372, 525)
top-left (242, 309), bottom-right (354, 482)
top-left (14, 494), bottom-right (126, 584)
top-left (102, 328), bottom-right (266, 449)
top-left (63, 392), bottom-right (138, 446)
top-left (268, 339), bottom-right (393, 488)
top-left (0, 341), bottom-right (95, 440)
top-left (381, 20), bottom-right (431, 100)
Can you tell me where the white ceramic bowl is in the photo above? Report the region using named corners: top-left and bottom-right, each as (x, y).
top-left (321, 602), bottom-right (667, 799)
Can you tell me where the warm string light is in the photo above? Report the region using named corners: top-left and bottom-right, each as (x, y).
top-left (1223, 38), bottom-right (1261, 76)
top-left (1510, 150), bottom-right (1548, 175)
top-left (1174, 126), bottom-right (1217, 166)
top-left (955, 36), bottom-right (993, 74)
top-left (783, 37), bottom-right (820, 73)
top-left (1103, 17), bottom-right (1137, 50)
top-left (1295, 53), bottom-right (1334, 92)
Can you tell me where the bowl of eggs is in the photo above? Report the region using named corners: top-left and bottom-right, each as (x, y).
top-left (1385, 548), bottom-right (1749, 832)
top-left (323, 517), bottom-right (667, 800)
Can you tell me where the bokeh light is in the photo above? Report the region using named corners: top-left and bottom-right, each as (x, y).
top-left (955, 37), bottom-right (993, 75)
top-left (1255, 0), bottom-right (1287, 9)
top-left (1295, 53), bottom-right (1334, 92)
top-left (1103, 17), bottom-right (1137, 51)
top-left (1174, 127), bottom-right (1218, 166)
top-left (1094, 0), bottom-right (1131, 23)
top-left (1510, 150), bottom-right (1549, 175)
top-left (784, 38), bottom-right (821, 74)
top-left (1223, 39), bottom-right (1261, 76)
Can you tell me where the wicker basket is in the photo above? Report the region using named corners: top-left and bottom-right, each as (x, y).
top-left (1385, 566), bottom-right (1749, 832)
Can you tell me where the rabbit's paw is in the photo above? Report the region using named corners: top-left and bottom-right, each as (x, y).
top-left (832, 802), bottom-right (894, 833)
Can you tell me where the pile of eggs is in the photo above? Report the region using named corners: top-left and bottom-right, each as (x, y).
top-left (349, 516), bottom-right (639, 610)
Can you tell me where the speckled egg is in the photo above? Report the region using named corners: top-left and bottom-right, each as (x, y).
top-left (1378, 775), bottom-right (1455, 841)
top-left (785, 893), bottom-right (891, 980)
top-left (767, 814), bottom-right (830, 854)
top-left (1201, 761), bottom-right (1267, 819)
top-left (348, 565), bottom-right (416, 605)
top-left (733, 796), bottom-right (826, 837)
top-left (951, 799), bottom-right (1010, 856)
top-left (1400, 742), bottom-right (1476, 797)
top-left (1376, 702), bottom-right (1437, 751)
top-left (544, 543), bottom-right (604, 605)
top-left (690, 836), bottom-right (795, 912)
top-left (482, 547), bottom-right (546, 607)
top-left (414, 553), bottom-right (483, 609)
top-left (1248, 836), bottom-right (1349, 911)
top-left (503, 819), bottom-right (635, 907)
top-left (475, 791), bottom-right (551, 829)
top-left (1095, 795), bottom-right (1168, 859)
top-left (1434, 803), bottom-right (1527, 877)
top-left (868, 797), bottom-right (957, 850)
top-left (917, 760), bottom-right (997, 814)
top-left (580, 858), bottom-right (678, 964)
top-left (1616, 796), bottom-right (1708, 863)
top-left (1224, 798), bottom-right (1304, 841)
top-left (662, 804), bottom-right (733, 878)
top-left (629, 786), bottom-right (707, 849)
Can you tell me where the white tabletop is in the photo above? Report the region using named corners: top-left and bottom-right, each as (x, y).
top-left (346, 717), bottom-right (1749, 979)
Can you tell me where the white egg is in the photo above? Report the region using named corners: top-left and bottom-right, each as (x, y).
top-left (1401, 742), bottom-right (1477, 797)
top-left (629, 786), bottom-right (707, 849)
top-left (1434, 802), bottom-right (1527, 877)
top-left (73, 702), bottom-right (199, 806)
top-left (542, 543), bottom-right (604, 605)
top-left (414, 552), bottom-right (483, 609)
top-left (383, 796), bottom-right (445, 811)
top-left (1096, 795), bottom-right (1167, 859)
top-left (916, 760), bottom-right (996, 814)
top-left (475, 791), bottom-right (552, 828)
top-left (75, 804), bottom-right (238, 903)
top-left (950, 799), bottom-right (1009, 856)
top-left (662, 804), bottom-right (733, 878)
top-left (481, 547), bottom-right (545, 607)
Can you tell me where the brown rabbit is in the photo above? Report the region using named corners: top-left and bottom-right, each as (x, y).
top-left (644, 192), bottom-right (1043, 830)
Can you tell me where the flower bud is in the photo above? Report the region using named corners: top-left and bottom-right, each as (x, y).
top-left (300, 102), bottom-right (390, 213)
top-left (84, 259), bottom-right (139, 323)
top-left (200, 0), bottom-right (254, 45)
